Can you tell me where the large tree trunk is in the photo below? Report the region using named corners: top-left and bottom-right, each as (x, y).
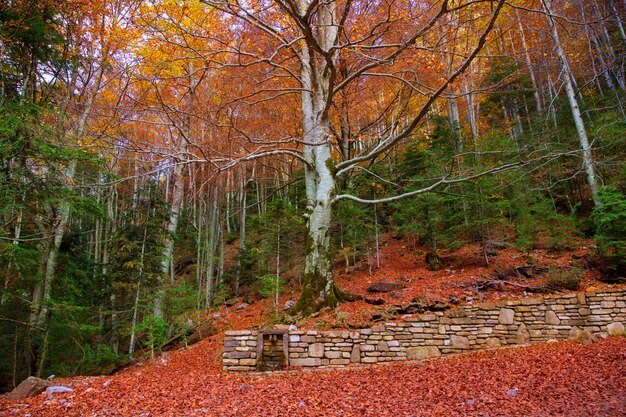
top-left (292, 5), bottom-right (346, 313)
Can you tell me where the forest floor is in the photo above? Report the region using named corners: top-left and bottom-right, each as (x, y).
top-left (1, 338), bottom-right (624, 416)
top-left (217, 234), bottom-right (610, 331)
top-left (2, 236), bottom-right (625, 416)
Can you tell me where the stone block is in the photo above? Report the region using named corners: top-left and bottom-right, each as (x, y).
top-left (516, 323), bottom-right (530, 344)
top-left (450, 335), bottom-right (470, 349)
top-left (387, 340), bottom-right (400, 347)
top-left (545, 310), bottom-right (561, 325)
top-left (499, 308), bottom-right (515, 325)
top-left (406, 346), bottom-right (441, 359)
top-left (360, 344), bottom-right (375, 352)
top-left (226, 330), bottom-right (252, 336)
top-left (485, 338), bottom-right (502, 348)
top-left (330, 359), bottom-right (350, 365)
top-left (308, 343), bottom-right (324, 358)
top-left (230, 351), bottom-right (251, 359)
top-left (377, 341), bottom-right (389, 352)
top-left (290, 358), bottom-right (321, 367)
top-left (325, 351), bottom-right (342, 359)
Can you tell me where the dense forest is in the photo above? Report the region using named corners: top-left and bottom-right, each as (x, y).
top-left (0, 0), bottom-right (625, 392)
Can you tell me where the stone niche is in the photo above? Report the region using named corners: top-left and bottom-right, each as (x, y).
top-left (257, 329), bottom-right (289, 371)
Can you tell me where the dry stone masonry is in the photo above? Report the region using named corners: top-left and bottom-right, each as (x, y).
top-left (223, 288), bottom-right (626, 372)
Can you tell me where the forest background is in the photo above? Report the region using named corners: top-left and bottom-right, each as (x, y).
top-left (0, 0), bottom-right (625, 392)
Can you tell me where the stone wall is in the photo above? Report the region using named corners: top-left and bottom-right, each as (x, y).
top-left (223, 288), bottom-right (626, 372)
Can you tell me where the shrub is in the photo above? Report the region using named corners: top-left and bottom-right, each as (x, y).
top-left (592, 186), bottom-right (626, 279)
top-left (134, 316), bottom-right (167, 358)
top-left (545, 269), bottom-right (582, 291)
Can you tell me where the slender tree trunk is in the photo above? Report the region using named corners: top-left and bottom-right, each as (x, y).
top-left (516, 10), bottom-right (543, 113)
top-left (236, 177), bottom-right (247, 296)
top-left (129, 224), bottom-right (149, 356)
top-left (153, 158), bottom-right (185, 318)
top-left (543, 0), bottom-right (601, 206)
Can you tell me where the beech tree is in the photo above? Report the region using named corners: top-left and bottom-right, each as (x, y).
top-left (189, 0), bottom-right (508, 314)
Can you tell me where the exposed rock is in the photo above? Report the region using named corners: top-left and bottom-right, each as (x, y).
top-left (425, 251), bottom-right (444, 271)
top-left (447, 295), bottom-right (462, 305)
top-left (334, 311), bottom-right (351, 324)
top-left (45, 386), bottom-right (74, 395)
top-left (365, 296), bottom-right (385, 305)
top-left (367, 280), bottom-right (406, 293)
top-left (236, 303), bottom-right (250, 311)
top-left (7, 377), bottom-right (53, 400)
top-left (395, 295), bottom-right (453, 315)
top-left (283, 299), bottom-right (297, 311)
top-left (406, 346), bottom-right (441, 359)
top-left (224, 298), bottom-right (239, 307)
top-left (606, 322), bottom-right (625, 336)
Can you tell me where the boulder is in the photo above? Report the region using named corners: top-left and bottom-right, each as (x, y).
top-left (235, 303), bottom-right (250, 311)
top-left (334, 311), bottom-right (351, 323)
top-left (364, 296), bottom-right (385, 305)
top-left (569, 327), bottom-right (597, 345)
top-left (283, 299), bottom-right (297, 311)
top-left (367, 280), bottom-right (405, 293)
top-left (7, 377), bottom-right (53, 400)
top-left (606, 322), bottom-right (625, 337)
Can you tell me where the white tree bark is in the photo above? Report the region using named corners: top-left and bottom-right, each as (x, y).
top-left (542, 0), bottom-right (601, 206)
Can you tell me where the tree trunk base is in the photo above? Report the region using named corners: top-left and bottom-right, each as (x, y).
top-left (289, 284), bottom-right (361, 317)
